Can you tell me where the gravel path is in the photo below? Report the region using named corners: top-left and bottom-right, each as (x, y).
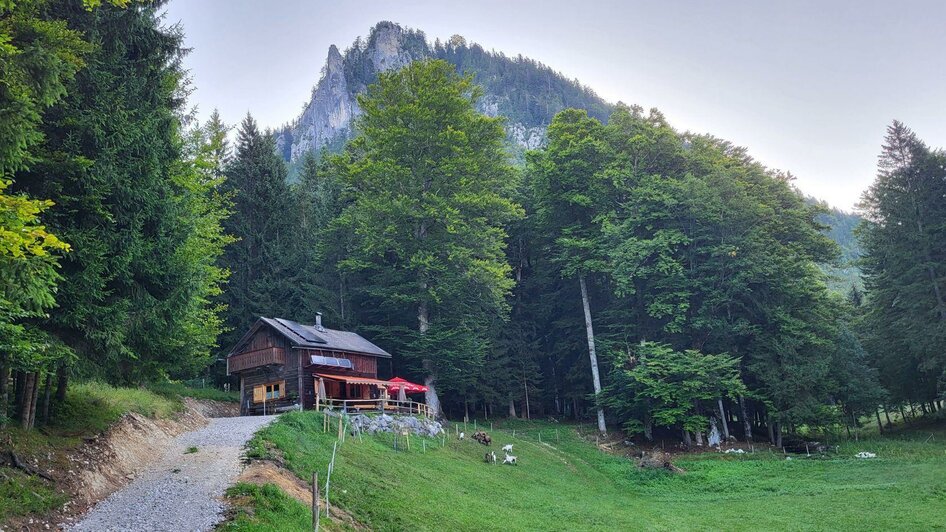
top-left (70, 415), bottom-right (276, 532)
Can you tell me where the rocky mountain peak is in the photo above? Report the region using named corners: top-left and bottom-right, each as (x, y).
top-left (275, 21), bottom-right (612, 168)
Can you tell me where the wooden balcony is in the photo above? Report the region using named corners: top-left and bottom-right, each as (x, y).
top-left (228, 347), bottom-right (286, 373)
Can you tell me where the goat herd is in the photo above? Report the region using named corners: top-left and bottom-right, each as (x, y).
top-left (458, 430), bottom-right (518, 465)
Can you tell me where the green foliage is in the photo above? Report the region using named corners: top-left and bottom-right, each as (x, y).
top-left (334, 59), bottom-right (522, 400)
top-left (604, 343), bottom-right (746, 434)
top-left (858, 121), bottom-right (946, 405)
top-left (0, 0), bottom-right (81, 382)
top-left (11, 0), bottom-right (230, 383)
top-left (218, 114), bottom-right (297, 354)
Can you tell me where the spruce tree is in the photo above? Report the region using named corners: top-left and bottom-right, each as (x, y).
top-left (218, 115), bottom-right (296, 352)
top-left (335, 60), bottom-right (522, 417)
top-left (858, 122), bottom-right (946, 406)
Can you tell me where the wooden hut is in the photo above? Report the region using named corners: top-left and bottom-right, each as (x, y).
top-left (226, 314), bottom-right (394, 415)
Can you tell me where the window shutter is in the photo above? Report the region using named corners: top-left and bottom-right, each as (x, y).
top-left (253, 385), bottom-right (264, 403)
top-left (278, 380), bottom-right (286, 399)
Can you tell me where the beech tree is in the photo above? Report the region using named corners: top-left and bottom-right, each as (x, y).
top-left (335, 59), bottom-right (522, 417)
top-left (529, 109), bottom-right (612, 434)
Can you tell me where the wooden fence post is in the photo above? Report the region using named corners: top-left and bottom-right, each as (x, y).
top-left (312, 471), bottom-right (319, 531)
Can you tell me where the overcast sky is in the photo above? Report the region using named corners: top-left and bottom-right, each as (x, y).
top-left (163, 0), bottom-right (945, 210)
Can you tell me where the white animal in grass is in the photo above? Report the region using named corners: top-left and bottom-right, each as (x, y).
top-left (484, 451), bottom-right (497, 464)
top-left (458, 432), bottom-right (465, 440)
top-left (503, 453), bottom-right (518, 465)
top-left (501, 444), bottom-right (513, 453)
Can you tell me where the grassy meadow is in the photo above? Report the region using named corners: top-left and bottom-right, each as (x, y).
top-left (232, 411), bottom-right (946, 531)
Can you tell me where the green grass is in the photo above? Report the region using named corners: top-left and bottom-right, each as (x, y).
top-left (220, 483), bottom-right (313, 532)
top-left (52, 381), bottom-right (183, 435)
top-left (148, 381), bottom-right (239, 403)
top-left (245, 411), bottom-right (946, 531)
top-left (0, 474), bottom-right (68, 521)
top-left (185, 446), bottom-right (199, 454)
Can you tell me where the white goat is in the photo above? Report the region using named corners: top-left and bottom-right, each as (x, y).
top-left (458, 432), bottom-right (465, 440)
top-left (503, 453), bottom-right (518, 465)
top-left (501, 444), bottom-right (513, 453)
top-left (484, 451), bottom-right (497, 464)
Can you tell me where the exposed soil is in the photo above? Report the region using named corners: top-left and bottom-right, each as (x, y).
top-left (1, 399), bottom-right (245, 531)
top-left (236, 460), bottom-right (368, 530)
top-left (67, 414), bottom-right (274, 531)
top-left (183, 397), bottom-right (239, 419)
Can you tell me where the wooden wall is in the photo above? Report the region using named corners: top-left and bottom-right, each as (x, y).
top-left (232, 324), bottom-right (391, 414)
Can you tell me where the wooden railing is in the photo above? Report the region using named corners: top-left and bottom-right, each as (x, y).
top-left (228, 347), bottom-right (286, 373)
top-left (316, 398), bottom-right (431, 418)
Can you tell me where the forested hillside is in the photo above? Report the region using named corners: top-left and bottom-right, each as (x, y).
top-left (807, 197), bottom-right (863, 291)
top-left (2, 4), bottom-right (943, 456)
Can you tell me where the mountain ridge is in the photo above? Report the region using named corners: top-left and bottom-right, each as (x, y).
top-left (274, 21), bottom-right (611, 163)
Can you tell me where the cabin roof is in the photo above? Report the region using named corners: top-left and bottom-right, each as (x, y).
top-left (227, 317), bottom-right (392, 359)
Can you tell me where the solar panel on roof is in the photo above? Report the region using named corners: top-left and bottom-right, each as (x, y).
top-left (275, 318), bottom-right (324, 343)
top-left (310, 355), bottom-right (353, 369)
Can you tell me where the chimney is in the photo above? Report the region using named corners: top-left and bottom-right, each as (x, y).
top-left (315, 312), bottom-right (325, 332)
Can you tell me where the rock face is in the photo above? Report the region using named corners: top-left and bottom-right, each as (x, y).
top-left (275, 21), bottom-right (612, 164)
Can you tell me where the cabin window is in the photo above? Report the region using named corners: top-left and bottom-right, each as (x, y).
top-left (252, 380), bottom-right (285, 403)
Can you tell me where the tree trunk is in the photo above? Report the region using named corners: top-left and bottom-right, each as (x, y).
top-left (55, 362), bottom-right (68, 403)
top-left (718, 398), bottom-right (730, 440)
top-left (13, 370), bottom-right (25, 414)
top-left (883, 407), bottom-right (893, 427)
top-left (898, 404), bottom-right (907, 422)
top-left (418, 298), bottom-right (443, 419)
top-left (19, 372), bottom-right (36, 430)
top-left (522, 375), bottom-right (531, 420)
top-left (28, 373), bottom-right (40, 429)
top-left (508, 396), bottom-right (517, 418)
top-left (874, 409), bottom-right (884, 435)
top-left (767, 416), bottom-right (775, 444)
top-left (682, 428), bottom-right (692, 448)
top-left (578, 275), bottom-right (606, 435)
top-left (0, 353), bottom-right (8, 428)
top-left (643, 416), bottom-right (653, 441)
top-left (41, 373), bottom-right (53, 425)
top-left (739, 396), bottom-right (752, 442)
top-left (774, 422), bottom-right (782, 449)
top-left (550, 360), bottom-right (561, 414)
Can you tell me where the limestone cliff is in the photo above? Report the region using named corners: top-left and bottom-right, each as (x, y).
top-left (275, 21), bottom-right (612, 163)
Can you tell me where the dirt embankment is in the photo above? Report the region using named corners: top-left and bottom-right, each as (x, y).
top-left (70, 405), bottom-right (207, 506)
top-left (236, 459), bottom-right (367, 530)
top-left (71, 398), bottom-right (240, 506)
top-left (4, 398), bottom-right (239, 530)
top-left (183, 397), bottom-right (239, 419)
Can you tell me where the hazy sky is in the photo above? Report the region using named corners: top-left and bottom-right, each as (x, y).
top-left (163, 0), bottom-right (945, 210)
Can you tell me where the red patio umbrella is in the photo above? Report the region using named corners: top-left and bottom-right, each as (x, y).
top-left (386, 377), bottom-right (428, 394)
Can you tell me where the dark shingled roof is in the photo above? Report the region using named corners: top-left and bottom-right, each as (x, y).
top-left (236, 317), bottom-right (391, 358)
